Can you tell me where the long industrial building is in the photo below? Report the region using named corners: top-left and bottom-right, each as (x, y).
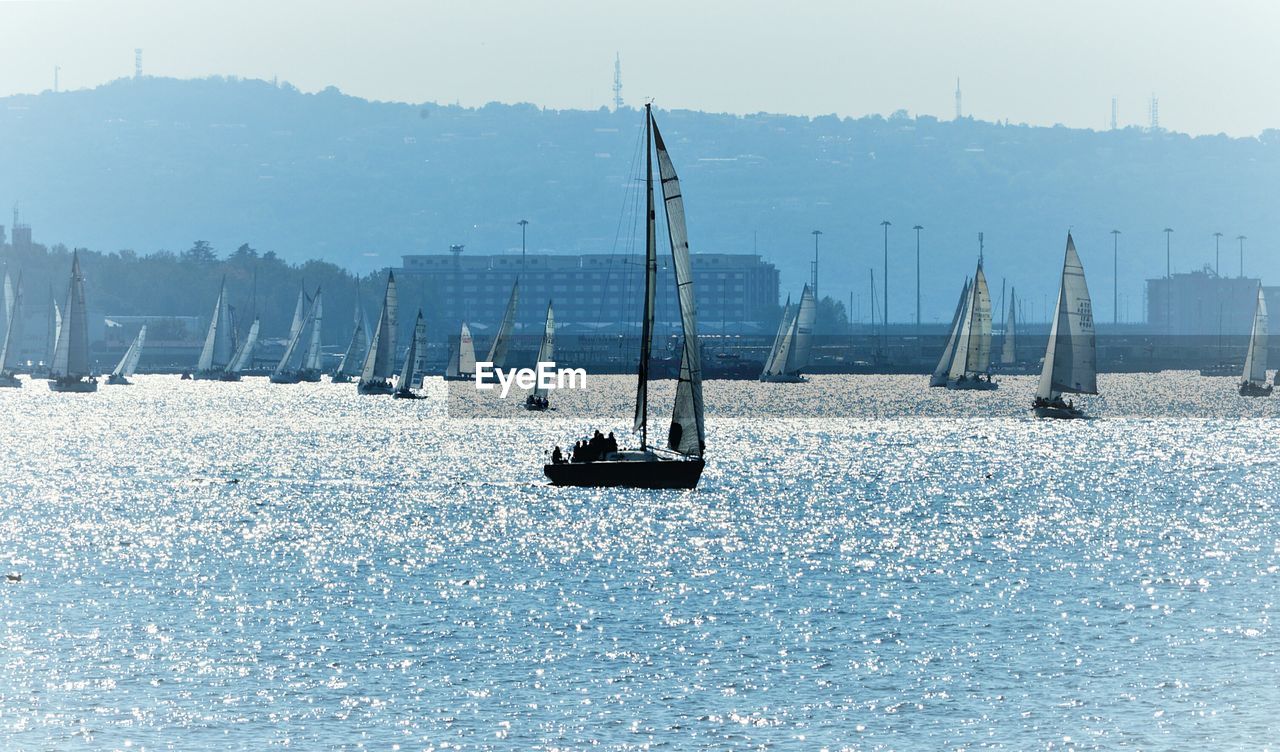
top-left (393, 249), bottom-right (780, 335)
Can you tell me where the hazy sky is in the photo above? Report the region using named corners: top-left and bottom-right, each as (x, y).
top-left (1, 0), bottom-right (1277, 135)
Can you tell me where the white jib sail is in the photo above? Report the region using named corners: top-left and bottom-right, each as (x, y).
top-left (486, 280), bottom-right (519, 368)
top-left (1243, 284), bottom-right (1268, 385)
top-left (932, 278), bottom-right (971, 386)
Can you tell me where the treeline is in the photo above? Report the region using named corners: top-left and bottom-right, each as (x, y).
top-left (1, 239), bottom-right (382, 344)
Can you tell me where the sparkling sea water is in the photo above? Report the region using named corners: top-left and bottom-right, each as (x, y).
top-left (2, 373), bottom-right (1278, 750)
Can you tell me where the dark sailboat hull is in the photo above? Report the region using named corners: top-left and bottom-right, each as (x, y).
top-left (947, 377), bottom-right (998, 391)
top-left (269, 372), bottom-right (303, 384)
top-left (298, 369), bottom-right (322, 383)
top-left (0, 372), bottom-right (22, 389)
top-left (49, 376), bottom-right (98, 393)
top-left (106, 374), bottom-right (131, 385)
top-left (358, 379), bottom-right (395, 395)
top-left (544, 457), bottom-right (704, 489)
top-left (1239, 381), bottom-right (1273, 397)
top-left (331, 373), bottom-right (353, 384)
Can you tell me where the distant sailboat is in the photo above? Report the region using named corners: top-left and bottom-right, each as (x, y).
top-left (107, 325), bottom-right (146, 385)
top-left (525, 300), bottom-right (554, 411)
top-left (947, 258), bottom-right (996, 390)
top-left (358, 272), bottom-right (398, 395)
top-left (271, 287), bottom-right (322, 383)
top-left (544, 104), bottom-right (705, 489)
top-left (1033, 233), bottom-right (1097, 418)
top-left (930, 278), bottom-right (971, 387)
top-left (32, 289), bottom-right (61, 379)
top-left (193, 277), bottom-right (237, 380)
top-left (443, 322), bottom-right (477, 381)
top-left (1239, 285), bottom-right (1271, 396)
top-left (49, 252), bottom-right (97, 393)
top-left (759, 285), bottom-right (815, 382)
top-left (1000, 286), bottom-right (1018, 366)
top-left (331, 284), bottom-right (368, 383)
top-left (223, 317), bottom-right (259, 381)
top-left (487, 280), bottom-right (519, 369)
top-left (394, 309), bottom-right (428, 399)
top-left (0, 270), bottom-right (23, 388)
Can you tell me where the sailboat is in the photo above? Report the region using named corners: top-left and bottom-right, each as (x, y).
top-left (49, 252), bottom-right (97, 392)
top-left (544, 104), bottom-right (706, 489)
top-left (193, 277), bottom-right (237, 380)
top-left (357, 272), bottom-right (398, 395)
top-left (443, 322), bottom-right (477, 381)
top-left (270, 287), bottom-right (321, 383)
top-left (331, 284), bottom-right (368, 383)
top-left (525, 300), bottom-right (554, 410)
top-left (1239, 285), bottom-right (1271, 396)
top-left (930, 278), bottom-right (971, 387)
top-left (106, 325), bottom-right (146, 385)
top-left (1000, 286), bottom-right (1018, 367)
top-left (1033, 233), bottom-right (1097, 418)
top-left (759, 284), bottom-right (816, 382)
top-left (946, 258), bottom-right (996, 390)
top-left (394, 309), bottom-right (428, 399)
top-left (298, 288), bottom-right (324, 381)
top-left (486, 280), bottom-right (519, 372)
top-left (31, 289), bottom-right (61, 379)
top-left (0, 270), bottom-right (23, 388)
top-left (222, 316), bottom-right (259, 381)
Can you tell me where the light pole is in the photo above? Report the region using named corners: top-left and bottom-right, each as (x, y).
top-left (1163, 227), bottom-right (1173, 334)
top-left (1237, 235), bottom-right (1247, 278)
top-left (1111, 230), bottom-right (1121, 326)
top-left (517, 219), bottom-right (529, 275)
top-left (881, 220), bottom-right (891, 349)
top-left (1212, 231), bottom-right (1222, 277)
top-left (811, 230), bottom-right (822, 301)
top-left (913, 225), bottom-right (923, 335)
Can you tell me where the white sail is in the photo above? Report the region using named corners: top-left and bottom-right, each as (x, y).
top-left (303, 288), bottom-right (324, 372)
top-left (931, 278), bottom-right (971, 386)
top-left (532, 301), bottom-right (556, 399)
top-left (111, 324), bottom-right (147, 378)
top-left (949, 262), bottom-right (992, 380)
top-left (0, 270), bottom-right (11, 342)
top-left (52, 253), bottom-right (91, 378)
top-left (398, 310), bottom-right (426, 390)
top-left (784, 284), bottom-right (816, 375)
top-left (1000, 287), bottom-right (1017, 365)
top-left (228, 318), bottom-right (259, 374)
top-left (458, 322), bottom-right (476, 376)
top-left (285, 288), bottom-right (306, 347)
top-left (360, 272), bottom-right (398, 384)
top-left (0, 271), bottom-right (23, 373)
top-left (1037, 234), bottom-right (1098, 399)
top-left (336, 288), bottom-right (367, 377)
top-left (1243, 285), bottom-right (1268, 385)
top-left (761, 298), bottom-right (796, 378)
top-left (276, 289), bottom-right (320, 376)
top-left (486, 280), bottom-right (519, 368)
top-left (196, 278), bottom-right (234, 372)
top-left (653, 114), bottom-right (705, 456)
top-left (44, 293), bottom-right (61, 368)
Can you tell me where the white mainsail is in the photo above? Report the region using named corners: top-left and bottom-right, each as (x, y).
top-left (931, 278), bottom-right (971, 386)
top-left (360, 272), bottom-right (398, 384)
top-left (653, 115), bottom-right (705, 456)
top-left (52, 252), bottom-right (91, 378)
top-left (196, 278), bottom-right (235, 373)
top-left (949, 262), bottom-right (992, 380)
top-left (1037, 234), bottom-right (1097, 399)
top-left (1000, 287), bottom-right (1018, 365)
top-left (1242, 285), bottom-right (1268, 385)
top-left (0, 271), bottom-right (23, 373)
top-left (458, 323), bottom-right (476, 376)
top-left (111, 325), bottom-right (147, 378)
top-left (1, 269), bottom-right (12, 342)
top-left (532, 301), bottom-right (555, 400)
top-left (276, 288), bottom-right (320, 376)
top-left (303, 288), bottom-right (324, 372)
top-left (44, 292), bottom-right (61, 369)
top-left (229, 318), bottom-right (259, 374)
top-left (336, 287), bottom-right (368, 377)
top-left (785, 284), bottom-right (816, 375)
top-left (398, 310), bottom-right (426, 390)
top-left (486, 280), bottom-right (519, 368)
top-left (761, 297), bottom-right (795, 379)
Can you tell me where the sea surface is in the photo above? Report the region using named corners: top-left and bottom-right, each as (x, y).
top-left (1, 373), bottom-right (1278, 751)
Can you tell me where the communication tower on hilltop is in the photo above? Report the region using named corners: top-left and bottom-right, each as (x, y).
top-left (1148, 94), bottom-right (1160, 131)
top-left (135, 48), bottom-right (143, 78)
top-left (613, 54), bottom-right (624, 111)
top-left (1110, 97), bottom-right (1118, 130)
top-left (954, 78), bottom-right (962, 120)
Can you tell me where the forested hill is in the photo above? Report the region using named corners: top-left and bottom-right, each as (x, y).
top-left (1, 75), bottom-right (1278, 324)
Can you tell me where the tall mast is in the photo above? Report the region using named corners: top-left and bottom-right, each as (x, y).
top-left (634, 103), bottom-right (656, 449)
